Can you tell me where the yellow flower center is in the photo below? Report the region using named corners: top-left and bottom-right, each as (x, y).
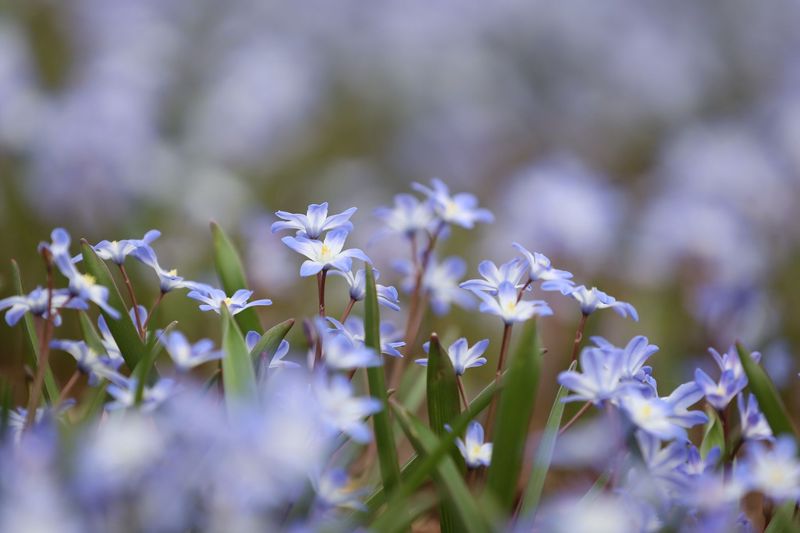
top-left (470, 444), bottom-right (482, 458)
top-left (167, 269), bottom-right (178, 277)
top-left (503, 300), bottom-right (517, 315)
top-left (224, 297), bottom-right (233, 307)
top-left (444, 199), bottom-right (458, 218)
top-left (320, 243), bottom-right (333, 261)
top-left (81, 273), bottom-right (96, 286)
top-left (638, 403), bottom-right (654, 420)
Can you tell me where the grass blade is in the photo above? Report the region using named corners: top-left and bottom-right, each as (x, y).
top-left (736, 342), bottom-right (797, 438)
top-left (765, 500), bottom-right (800, 532)
top-left (79, 241), bottom-right (148, 369)
top-left (370, 493), bottom-right (439, 533)
top-left (249, 318), bottom-right (294, 369)
top-left (364, 265), bottom-right (402, 497)
top-left (221, 305), bottom-right (258, 408)
top-left (11, 260), bottom-right (59, 403)
top-left (133, 321), bottom-right (177, 404)
top-left (486, 320), bottom-right (542, 513)
top-left (519, 360), bottom-right (576, 516)
top-left (425, 333), bottom-right (464, 533)
top-left (390, 402), bottom-right (490, 533)
top-left (210, 222), bottom-right (262, 335)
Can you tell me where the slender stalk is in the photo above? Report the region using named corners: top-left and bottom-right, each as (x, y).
top-left (340, 297), bottom-right (356, 323)
top-left (569, 313), bottom-right (589, 364)
top-left (57, 370), bottom-right (81, 406)
top-left (391, 223), bottom-right (445, 391)
top-left (516, 279), bottom-right (532, 302)
top-left (483, 322), bottom-right (513, 437)
top-left (559, 400), bottom-right (592, 435)
top-left (119, 264), bottom-right (144, 338)
top-left (142, 291), bottom-right (166, 331)
top-left (456, 375), bottom-right (469, 411)
top-left (314, 270), bottom-right (328, 367)
top-left (25, 253), bottom-right (56, 429)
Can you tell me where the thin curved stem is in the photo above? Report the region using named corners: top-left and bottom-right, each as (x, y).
top-left (57, 370), bottom-right (82, 407)
top-left (484, 322), bottom-right (513, 438)
top-left (25, 254), bottom-right (55, 429)
top-left (559, 401), bottom-right (592, 435)
top-left (314, 270), bottom-right (328, 367)
top-left (142, 291), bottom-right (166, 331)
top-left (340, 297), bottom-right (356, 323)
top-left (569, 314), bottom-right (589, 365)
top-left (456, 375), bottom-right (469, 411)
top-left (119, 264), bottom-right (144, 338)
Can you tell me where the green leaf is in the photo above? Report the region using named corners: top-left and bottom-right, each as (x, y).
top-left (700, 407), bottom-right (725, 459)
top-left (249, 318), bottom-right (294, 370)
top-left (486, 320), bottom-right (542, 514)
top-left (221, 305), bottom-right (258, 408)
top-left (210, 222), bottom-right (262, 335)
top-left (370, 493), bottom-right (439, 533)
top-left (10, 260), bottom-right (59, 403)
top-left (390, 402), bottom-right (490, 533)
top-left (765, 500), bottom-right (800, 533)
top-left (78, 311), bottom-right (107, 355)
top-left (736, 342), bottom-right (797, 438)
top-left (363, 266), bottom-right (402, 498)
top-left (425, 333), bottom-right (464, 533)
top-left (519, 360), bottom-right (576, 516)
top-left (133, 321), bottom-right (177, 405)
top-left (79, 241), bottom-right (148, 369)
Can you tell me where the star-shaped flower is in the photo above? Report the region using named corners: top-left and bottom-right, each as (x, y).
top-left (415, 337), bottom-right (489, 376)
top-left (456, 421), bottom-right (493, 468)
top-left (271, 202), bottom-right (357, 239)
top-left (186, 287), bottom-right (272, 315)
top-left (559, 285), bottom-right (638, 321)
top-left (412, 178), bottom-right (493, 228)
top-left (472, 281), bottom-right (552, 324)
top-left (282, 229), bottom-right (371, 277)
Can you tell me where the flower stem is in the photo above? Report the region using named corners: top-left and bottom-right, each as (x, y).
top-left (142, 291), bottom-right (166, 331)
top-left (25, 252), bottom-right (56, 430)
top-left (484, 322), bottom-right (513, 438)
top-left (456, 375), bottom-right (469, 411)
top-left (569, 313), bottom-right (589, 364)
top-left (57, 369), bottom-right (81, 407)
top-left (559, 400), bottom-right (592, 435)
top-left (119, 264), bottom-right (144, 338)
top-left (314, 270), bottom-right (328, 367)
top-left (340, 297), bottom-right (356, 323)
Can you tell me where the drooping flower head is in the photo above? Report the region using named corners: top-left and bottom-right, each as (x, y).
top-left (328, 267), bottom-right (400, 311)
top-left (271, 203), bottom-right (356, 239)
top-left (559, 285), bottom-right (638, 321)
top-left (412, 178), bottom-right (493, 228)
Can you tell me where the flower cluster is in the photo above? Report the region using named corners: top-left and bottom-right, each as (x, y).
top-left (0, 180), bottom-right (796, 532)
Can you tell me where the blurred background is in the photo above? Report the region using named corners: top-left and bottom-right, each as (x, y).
top-left (0, 0), bottom-right (798, 410)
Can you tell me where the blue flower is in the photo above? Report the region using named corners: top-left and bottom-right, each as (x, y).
top-left (328, 267), bottom-right (400, 311)
top-left (135, 246), bottom-right (201, 293)
top-left (50, 339), bottom-right (122, 386)
top-left (559, 285), bottom-right (638, 320)
top-left (373, 193), bottom-right (436, 237)
top-left (282, 229), bottom-right (371, 276)
top-left (313, 372), bottom-right (381, 443)
top-left (619, 382), bottom-right (707, 441)
top-left (558, 346), bottom-right (632, 405)
top-left (271, 202), bottom-right (357, 239)
top-left (159, 330), bottom-right (223, 372)
top-left (415, 337), bottom-right (489, 376)
top-left (325, 317), bottom-right (405, 358)
top-left (0, 287), bottom-right (86, 326)
top-left (395, 255), bottom-right (474, 315)
top-left (459, 258), bottom-right (527, 294)
top-left (105, 376), bottom-right (175, 412)
top-left (81, 230), bottom-right (161, 265)
top-left (694, 346), bottom-right (760, 410)
top-left (737, 393), bottom-right (773, 442)
top-left (512, 243), bottom-right (575, 291)
top-left (455, 421), bottom-right (492, 468)
top-left (246, 333), bottom-right (302, 371)
top-left (67, 272), bottom-right (120, 319)
top-left (412, 178), bottom-right (493, 228)
top-left (37, 228), bottom-right (75, 279)
top-left (635, 431), bottom-right (693, 493)
top-left (590, 335), bottom-right (658, 388)
top-left (472, 281), bottom-right (552, 324)
top-left (186, 286), bottom-right (272, 315)
top-left (735, 436), bottom-right (800, 502)
top-left (312, 468), bottom-right (368, 511)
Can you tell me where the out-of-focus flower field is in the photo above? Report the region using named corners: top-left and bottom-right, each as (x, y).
top-left (0, 1), bottom-right (799, 532)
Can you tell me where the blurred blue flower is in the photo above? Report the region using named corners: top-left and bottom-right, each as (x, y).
top-left (325, 317), bottom-right (405, 358)
top-left (312, 468), bottom-right (368, 511)
top-left (246, 333), bottom-right (301, 371)
top-left (619, 383), bottom-right (707, 441)
top-left (67, 273), bottom-right (120, 319)
top-left (50, 339), bottom-right (122, 386)
top-left (105, 376), bottom-right (175, 413)
top-left (415, 337), bottom-right (489, 376)
top-left (282, 229), bottom-right (371, 276)
top-left (559, 285), bottom-right (638, 320)
top-left (272, 203), bottom-right (357, 239)
top-left (455, 421), bottom-right (492, 468)
top-left (737, 393), bottom-right (773, 442)
top-left (373, 193), bottom-right (436, 237)
top-left (694, 368), bottom-right (744, 411)
top-left (186, 286), bottom-right (271, 315)
top-left (735, 436), bottom-right (800, 502)
top-left (559, 346), bottom-right (632, 405)
top-left (0, 287), bottom-right (86, 326)
top-left (412, 178), bottom-right (493, 228)
top-left (313, 372), bottom-right (381, 443)
top-left (472, 281), bottom-right (552, 324)
top-left (395, 255), bottom-right (474, 315)
top-left (79, 230), bottom-right (161, 265)
top-left (159, 330), bottom-right (223, 372)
